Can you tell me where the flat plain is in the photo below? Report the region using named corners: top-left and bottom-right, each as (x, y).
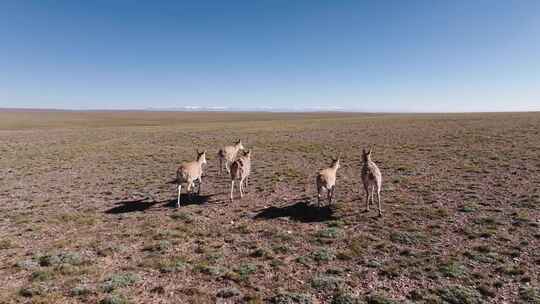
top-left (0, 110), bottom-right (539, 304)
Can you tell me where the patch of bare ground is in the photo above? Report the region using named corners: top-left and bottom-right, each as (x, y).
top-left (0, 111), bottom-right (539, 303)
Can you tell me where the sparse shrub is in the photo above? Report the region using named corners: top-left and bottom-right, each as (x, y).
top-left (272, 244), bottom-right (290, 254)
top-left (236, 263), bottom-right (257, 281)
top-left (170, 212), bottom-right (193, 223)
top-left (31, 270), bottom-right (54, 282)
top-left (459, 202), bottom-right (478, 213)
top-left (316, 227), bottom-right (340, 239)
top-left (96, 244), bottom-right (128, 257)
top-left (327, 220), bottom-right (345, 228)
top-left (296, 256), bottom-right (311, 266)
top-left (158, 258), bottom-right (187, 273)
top-left (0, 239), bottom-right (13, 250)
top-left (269, 292), bottom-right (313, 304)
top-left (250, 248), bottom-right (271, 258)
top-left (366, 294), bottom-right (397, 304)
top-left (100, 294), bottom-right (129, 304)
top-left (18, 284), bottom-right (46, 298)
top-left (439, 261), bottom-right (467, 278)
top-left (477, 284), bottom-right (495, 298)
top-left (60, 252), bottom-right (83, 265)
top-left (331, 291), bottom-right (362, 304)
top-left (312, 248), bottom-right (335, 262)
top-left (310, 275), bottom-right (343, 291)
top-left (70, 286), bottom-right (92, 297)
top-left (496, 264), bottom-right (526, 276)
top-left (379, 264), bottom-right (400, 279)
top-left (37, 254), bottom-right (62, 267)
top-left (436, 285), bottom-right (483, 304)
top-left (270, 258), bottom-right (285, 268)
top-left (143, 240), bottom-right (171, 252)
top-left (474, 217), bottom-right (498, 226)
top-left (16, 259), bottom-right (39, 270)
top-left (216, 287), bottom-right (242, 298)
top-left (36, 252), bottom-right (84, 267)
top-left (366, 260), bottom-right (382, 268)
top-left (193, 263), bottom-right (223, 276)
top-left (519, 286), bottom-right (540, 304)
top-left (390, 231), bottom-right (426, 245)
top-left (235, 224), bottom-right (250, 234)
top-left (336, 251), bottom-right (353, 260)
top-left (101, 273), bottom-right (140, 292)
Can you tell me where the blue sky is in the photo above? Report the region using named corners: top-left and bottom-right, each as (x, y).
top-left (1, 1), bottom-right (538, 111)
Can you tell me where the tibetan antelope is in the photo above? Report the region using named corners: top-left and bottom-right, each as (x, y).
top-left (316, 155), bottom-right (340, 207)
top-left (230, 149), bottom-right (252, 202)
top-left (361, 147), bottom-right (383, 216)
top-left (176, 150), bottom-right (207, 208)
top-left (218, 139), bottom-right (245, 175)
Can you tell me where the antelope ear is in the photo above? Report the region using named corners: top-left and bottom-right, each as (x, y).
top-left (203, 150), bottom-right (207, 154)
top-left (196, 149), bottom-right (200, 154)
top-left (368, 146), bottom-right (373, 154)
top-left (362, 148), bottom-right (366, 155)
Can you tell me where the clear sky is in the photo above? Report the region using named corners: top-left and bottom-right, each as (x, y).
top-left (1, 1), bottom-right (539, 112)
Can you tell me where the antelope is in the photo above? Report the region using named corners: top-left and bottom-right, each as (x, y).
top-left (361, 147), bottom-right (383, 216)
top-left (176, 150), bottom-right (207, 208)
top-left (218, 140), bottom-right (245, 175)
top-left (229, 149), bottom-right (252, 202)
top-left (316, 155), bottom-right (340, 207)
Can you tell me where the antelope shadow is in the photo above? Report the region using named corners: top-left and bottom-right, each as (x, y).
top-left (106, 193), bottom-right (219, 214)
top-left (254, 199), bottom-right (336, 223)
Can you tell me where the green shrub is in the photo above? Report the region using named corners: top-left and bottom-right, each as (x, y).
top-left (101, 273), bottom-right (140, 292)
top-left (436, 286), bottom-right (483, 304)
top-left (312, 248), bottom-right (335, 262)
top-left (269, 292), bottom-right (313, 304)
top-left (310, 275), bottom-right (343, 291)
top-left (100, 294), bottom-right (129, 304)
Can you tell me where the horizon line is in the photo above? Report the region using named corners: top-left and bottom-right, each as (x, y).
top-left (1, 106), bottom-right (539, 114)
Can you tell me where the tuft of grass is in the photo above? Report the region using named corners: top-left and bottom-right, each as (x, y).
top-left (157, 258), bottom-right (187, 273)
top-left (31, 270), bottom-right (54, 282)
top-left (193, 263), bottom-right (223, 276)
top-left (272, 244), bottom-right (290, 254)
top-left (15, 259), bottom-right (39, 270)
top-left (315, 227), bottom-right (341, 239)
top-left (436, 286), bottom-right (483, 304)
top-left (143, 240), bottom-right (171, 253)
top-left (458, 201), bottom-right (479, 212)
top-left (70, 286), bottom-right (92, 297)
top-left (250, 247), bottom-right (271, 258)
top-left (36, 252), bottom-right (84, 267)
top-left (236, 263), bottom-right (257, 281)
top-left (216, 287), bottom-right (242, 298)
top-left (312, 248), bottom-right (335, 262)
top-left (310, 275), bottom-right (343, 291)
top-left (331, 291), bottom-right (362, 304)
top-left (438, 261), bottom-right (467, 278)
top-left (390, 231), bottom-right (426, 245)
top-left (327, 220), bottom-right (345, 228)
top-left (101, 273), bottom-right (140, 293)
top-left (0, 239), bottom-right (14, 250)
top-left (18, 284), bottom-right (47, 298)
top-left (519, 287), bottom-right (540, 304)
top-left (170, 212), bottom-right (193, 223)
top-left (295, 256), bottom-right (312, 266)
top-left (366, 294), bottom-right (398, 304)
top-left (496, 264), bottom-right (526, 276)
top-left (269, 292), bottom-right (313, 304)
top-left (100, 294), bottom-right (129, 304)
